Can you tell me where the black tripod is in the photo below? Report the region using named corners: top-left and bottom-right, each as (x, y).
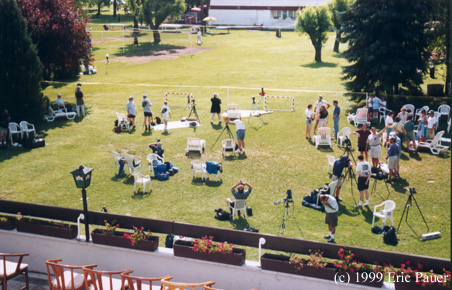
top-left (210, 123), bottom-right (235, 150)
top-left (187, 100), bottom-right (201, 124)
top-left (278, 199), bottom-right (304, 238)
top-left (343, 166), bottom-right (358, 206)
top-left (342, 139), bottom-right (357, 165)
top-left (369, 175), bottom-right (391, 201)
top-left (396, 188), bottom-right (430, 236)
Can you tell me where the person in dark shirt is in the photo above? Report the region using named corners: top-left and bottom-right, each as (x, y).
top-left (353, 124), bottom-right (371, 161)
top-left (332, 100), bottom-right (341, 139)
top-left (226, 180), bottom-right (252, 217)
top-left (386, 137), bottom-right (400, 183)
top-left (404, 115), bottom-right (417, 152)
top-left (331, 155), bottom-right (353, 201)
top-left (0, 109), bottom-right (10, 148)
top-left (210, 93), bottom-right (222, 125)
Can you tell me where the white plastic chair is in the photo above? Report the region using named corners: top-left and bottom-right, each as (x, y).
top-left (132, 172), bottom-right (151, 194)
top-left (326, 155), bottom-right (335, 173)
top-left (404, 104), bottom-right (415, 115)
top-left (352, 108), bottom-right (370, 127)
top-left (186, 138), bottom-right (205, 154)
top-left (222, 139), bottom-right (236, 158)
top-left (316, 180), bottom-right (338, 205)
top-left (434, 112), bottom-right (441, 130)
top-left (45, 106), bottom-right (76, 122)
top-left (415, 106), bottom-right (429, 117)
top-left (19, 121), bottom-right (36, 138)
top-left (116, 112), bottom-right (130, 132)
top-left (9, 122), bottom-right (22, 141)
top-left (438, 104), bottom-right (450, 116)
top-left (372, 200), bottom-right (396, 228)
top-left (379, 107), bottom-right (390, 123)
top-left (337, 127), bottom-right (352, 147)
top-left (315, 127), bottom-right (332, 149)
top-left (418, 131), bottom-right (449, 155)
top-left (111, 151), bottom-right (126, 175)
top-left (229, 199), bottom-right (247, 220)
top-left (191, 160), bottom-right (206, 180)
top-left (146, 153), bottom-right (164, 177)
top-left (123, 154), bottom-right (142, 175)
top-left (448, 117), bottom-right (451, 134)
top-left (226, 103), bottom-right (241, 119)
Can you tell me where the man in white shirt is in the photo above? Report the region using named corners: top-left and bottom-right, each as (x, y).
top-left (126, 96), bottom-right (136, 129)
top-left (142, 94), bottom-right (152, 132)
top-left (56, 93), bottom-right (72, 112)
top-left (161, 101), bottom-right (171, 132)
top-left (426, 110), bottom-right (437, 140)
top-left (320, 194), bottom-right (338, 244)
top-left (313, 95), bottom-right (330, 134)
top-left (367, 126), bottom-right (387, 168)
top-left (355, 155), bottom-right (371, 209)
top-left (227, 118), bottom-right (246, 154)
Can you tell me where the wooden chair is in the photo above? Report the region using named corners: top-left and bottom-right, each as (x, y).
top-left (83, 268), bottom-right (132, 290)
top-left (120, 271), bottom-right (172, 290)
top-left (0, 253), bottom-right (29, 290)
top-left (203, 286), bottom-right (222, 290)
top-left (161, 279), bottom-right (215, 290)
top-left (45, 259), bottom-right (97, 290)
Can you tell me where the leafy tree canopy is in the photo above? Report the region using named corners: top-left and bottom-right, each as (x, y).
top-left (328, 0), bottom-right (353, 52)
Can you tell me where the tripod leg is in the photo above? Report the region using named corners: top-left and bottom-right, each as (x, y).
top-left (210, 126), bottom-right (230, 150)
top-left (411, 195), bottom-right (430, 232)
top-left (396, 196), bottom-right (412, 232)
top-left (288, 205), bottom-right (305, 238)
top-left (278, 206), bottom-right (288, 235)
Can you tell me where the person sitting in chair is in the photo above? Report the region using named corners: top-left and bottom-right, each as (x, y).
top-left (148, 139), bottom-right (164, 159)
top-left (226, 181), bottom-right (252, 217)
top-left (56, 93), bottom-right (73, 112)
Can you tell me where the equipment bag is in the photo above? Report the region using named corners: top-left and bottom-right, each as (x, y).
top-left (154, 117), bottom-right (161, 124)
top-left (32, 139), bottom-right (46, 148)
top-left (214, 210), bottom-right (230, 221)
top-left (383, 226), bottom-right (398, 245)
top-left (246, 206), bottom-right (253, 217)
top-left (165, 234), bottom-right (174, 248)
top-left (155, 172), bottom-right (170, 181)
top-left (113, 126), bottom-right (121, 133)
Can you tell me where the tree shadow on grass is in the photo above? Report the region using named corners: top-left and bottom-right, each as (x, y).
top-left (300, 62), bottom-right (338, 69)
top-left (114, 43), bottom-right (186, 57)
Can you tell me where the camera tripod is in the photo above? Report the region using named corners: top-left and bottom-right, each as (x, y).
top-left (396, 188), bottom-right (430, 236)
top-left (187, 101), bottom-right (201, 124)
top-left (248, 96), bottom-right (263, 125)
top-left (278, 199), bottom-right (304, 238)
top-left (342, 142), bottom-right (357, 165)
top-left (210, 123), bottom-right (235, 150)
top-left (342, 166), bottom-right (358, 206)
top-left (369, 175), bottom-right (391, 201)
top-left (100, 58), bottom-right (116, 74)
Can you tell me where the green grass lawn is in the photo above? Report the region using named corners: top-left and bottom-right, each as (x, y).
top-left (1, 10), bottom-right (450, 261)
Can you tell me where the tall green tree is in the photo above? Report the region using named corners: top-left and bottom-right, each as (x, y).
top-left (142, 0), bottom-right (186, 44)
top-left (127, 0), bottom-right (142, 28)
top-left (328, 0), bottom-right (353, 53)
top-left (296, 5), bottom-right (332, 62)
top-left (0, 0), bottom-right (44, 124)
top-left (341, 0), bottom-right (430, 98)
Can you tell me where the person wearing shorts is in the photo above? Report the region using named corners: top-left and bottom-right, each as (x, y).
top-left (320, 194), bottom-right (338, 244)
top-left (331, 155), bottom-right (353, 201)
top-left (228, 118), bottom-right (246, 154)
top-left (313, 95), bottom-right (330, 134)
top-left (386, 137), bottom-right (400, 183)
top-left (367, 126), bottom-right (387, 168)
top-left (305, 104), bottom-right (314, 140)
top-left (404, 115), bottom-right (417, 152)
top-left (356, 155), bottom-right (371, 209)
top-left (210, 93), bottom-right (222, 124)
top-left (353, 124), bottom-right (371, 161)
top-left (142, 94), bottom-right (152, 132)
top-left (427, 110), bottom-right (437, 140)
top-left (161, 101), bottom-right (171, 132)
top-left (126, 96), bottom-right (136, 129)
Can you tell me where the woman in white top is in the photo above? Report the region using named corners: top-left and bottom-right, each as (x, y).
top-left (385, 111), bottom-right (395, 143)
top-left (305, 104), bottom-right (314, 140)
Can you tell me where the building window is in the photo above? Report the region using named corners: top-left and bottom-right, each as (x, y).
top-left (272, 10), bottom-right (296, 20)
top-left (288, 10), bottom-right (296, 19)
top-left (272, 10), bottom-right (281, 19)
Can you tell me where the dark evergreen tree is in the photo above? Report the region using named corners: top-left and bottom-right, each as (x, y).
top-left (0, 0), bottom-right (44, 124)
top-left (341, 0), bottom-right (430, 100)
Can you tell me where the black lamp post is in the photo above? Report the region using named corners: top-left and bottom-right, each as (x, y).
top-left (70, 165), bottom-right (93, 242)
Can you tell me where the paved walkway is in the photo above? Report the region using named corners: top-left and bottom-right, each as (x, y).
top-left (8, 272), bottom-right (47, 290)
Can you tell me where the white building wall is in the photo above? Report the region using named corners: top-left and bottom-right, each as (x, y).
top-left (209, 9), bottom-right (297, 27)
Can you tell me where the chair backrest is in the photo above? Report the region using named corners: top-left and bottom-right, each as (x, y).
top-left (120, 272), bottom-right (172, 290)
top-left (147, 153), bottom-right (163, 164)
top-left (438, 104), bottom-right (450, 116)
top-left (161, 280), bottom-right (215, 290)
top-left (416, 106), bottom-right (429, 116)
top-left (404, 104), bottom-right (415, 114)
top-left (227, 104), bottom-right (239, 111)
top-left (48, 106), bottom-right (56, 116)
top-left (326, 154), bottom-right (335, 165)
top-left (9, 122), bottom-right (21, 132)
top-left (191, 160), bottom-right (204, 171)
top-left (222, 139), bottom-right (235, 148)
top-left (430, 131), bottom-right (445, 146)
top-left (383, 200), bottom-right (396, 212)
top-left (45, 259), bottom-right (96, 290)
top-left (123, 154), bottom-right (137, 168)
top-left (328, 180), bottom-right (339, 196)
top-left (339, 127), bottom-right (352, 138)
top-left (116, 112), bottom-right (127, 122)
top-left (19, 121), bottom-right (30, 130)
top-left (233, 199), bottom-right (247, 210)
top-left (82, 268), bottom-right (131, 290)
top-left (1, 253), bottom-right (28, 280)
top-left (356, 108), bottom-right (368, 119)
top-left (318, 127), bottom-right (331, 137)
top-left (187, 138), bottom-right (201, 147)
top-left (111, 152), bottom-right (122, 162)
top-left (132, 172), bottom-right (145, 181)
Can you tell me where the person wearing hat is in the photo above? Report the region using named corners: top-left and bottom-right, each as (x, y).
top-left (367, 125), bottom-right (387, 168)
top-left (331, 155), bottom-right (353, 202)
top-left (126, 96), bottom-right (136, 129)
top-left (313, 95), bottom-right (330, 134)
top-left (56, 93), bottom-right (73, 112)
top-left (397, 106), bottom-right (411, 123)
top-left (142, 94), bottom-right (152, 132)
top-left (426, 110), bottom-right (437, 140)
top-left (75, 85), bottom-right (85, 117)
top-left (386, 137), bottom-right (400, 183)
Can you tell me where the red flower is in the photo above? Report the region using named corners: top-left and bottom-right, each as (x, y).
top-left (17, 212), bottom-right (22, 215)
top-left (140, 226), bottom-right (144, 230)
top-left (116, 224), bottom-right (119, 227)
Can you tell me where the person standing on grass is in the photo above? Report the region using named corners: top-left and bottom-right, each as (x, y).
top-left (320, 194), bottom-right (338, 244)
top-left (227, 118), bottom-right (246, 154)
top-left (367, 126), bottom-right (387, 168)
top-left (372, 95), bottom-right (381, 120)
top-left (332, 100), bottom-right (340, 139)
top-left (404, 115), bottom-right (417, 152)
top-left (318, 105), bottom-right (329, 128)
top-left (142, 94), bottom-right (152, 132)
top-left (161, 101), bottom-right (171, 132)
top-left (305, 104), bottom-right (314, 140)
top-left (313, 95), bottom-right (329, 134)
top-left (355, 155), bottom-right (371, 209)
top-left (353, 124), bottom-right (371, 161)
top-left (331, 155), bottom-right (353, 202)
top-left (133, 33), bottom-right (139, 49)
top-left (386, 137), bottom-right (400, 183)
top-left (427, 110), bottom-right (437, 140)
top-left (210, 93), bottom-right (222, 124)
top-left (75, 84), bottom-right (85, 117)
top-left (126, 96), bottom-right (136, 129)
top-left (367, 95), bottom-right (374, 119)
top-left (197, 29), bottom-right (203, 45)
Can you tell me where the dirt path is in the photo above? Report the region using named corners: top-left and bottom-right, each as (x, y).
top-left (111, 47), bottom-right (209, 65)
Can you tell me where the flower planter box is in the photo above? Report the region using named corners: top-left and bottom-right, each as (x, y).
top-left (173, 240), bottom-right (246, 266)
top-left (0, 219), bottom-right (16, 230)
top-left (261, 253), bottom-right (384, 288)
top-left (395, 280), bottom-right (449, 290)
top-left (91, 229), bottom-right (159, 252)
top-left (16, 219), bottom-right (77, 239)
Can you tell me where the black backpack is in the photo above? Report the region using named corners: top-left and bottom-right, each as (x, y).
top-left (155, 116), bottom-right (161, 124)
top-left (165, 234), bottom-right (174, 248)
top-left (383, 226), bottom-right (398, 245)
